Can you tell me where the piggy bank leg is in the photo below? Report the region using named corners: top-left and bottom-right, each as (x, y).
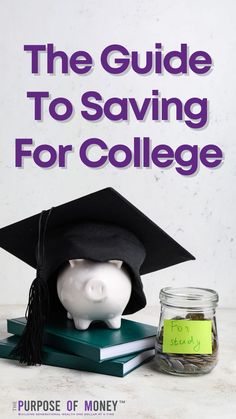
top-left (105, 316), bottom-right (121, 329)
top-left (74, 318), bottom-right (91, 330)
top-left (67, 312), bottom-right (72, 320)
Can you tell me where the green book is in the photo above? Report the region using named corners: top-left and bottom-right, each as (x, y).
top-left (7, 317), bottom-right (157, 362)
top-left (0, 335), bottom-right (155, 377)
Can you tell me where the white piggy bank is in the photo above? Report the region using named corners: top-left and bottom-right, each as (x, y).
top-left (57, 259), bottom-right (132, 330)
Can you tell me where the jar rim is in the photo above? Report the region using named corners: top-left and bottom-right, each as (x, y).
top-left (159, 286), bottom-right (218, 308)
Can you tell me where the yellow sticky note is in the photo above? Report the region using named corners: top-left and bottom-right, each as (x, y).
top-left (163, 320), bottom-right (212, 354)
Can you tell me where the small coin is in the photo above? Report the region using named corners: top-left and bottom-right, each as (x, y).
top-left (186, 312), bottom-right (205, 320)
top-left (184, 363), bottom-right (199, 373)
top-left (170, 358), bottom-right (185, 372)
top-left (157, 357), bottom-right (171, 371)
top-left (172, 316), bottom-right (185, 320)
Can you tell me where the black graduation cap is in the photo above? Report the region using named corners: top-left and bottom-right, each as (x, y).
top-left (0, 187), bottom-right (195, 365)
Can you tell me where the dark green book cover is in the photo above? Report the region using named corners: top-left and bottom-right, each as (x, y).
top-left (0, 335), bottom-right (155, 377)
top-left (7, 317), bottom-right (157, 362)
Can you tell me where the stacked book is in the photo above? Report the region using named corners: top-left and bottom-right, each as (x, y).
top-left (0, 317), bottom-right (157, 377)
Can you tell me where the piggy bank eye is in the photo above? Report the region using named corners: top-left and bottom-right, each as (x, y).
top-left (108, 260), bottom-right (123, 269)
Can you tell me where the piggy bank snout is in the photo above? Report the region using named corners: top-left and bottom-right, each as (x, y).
top-left (84, 279), bottom-right (107, 302)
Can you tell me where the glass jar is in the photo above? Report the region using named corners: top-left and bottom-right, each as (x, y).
top-left (155, 287), bottom-right (219, 376)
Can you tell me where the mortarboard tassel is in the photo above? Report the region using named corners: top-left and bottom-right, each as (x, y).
top-left (10, 208), bottom-right (53, 365)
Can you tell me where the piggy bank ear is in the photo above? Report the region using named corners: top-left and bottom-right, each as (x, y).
top-left (109, 260), bottom-right (123, 269)
top-left (69, 259), bottom-right (84, 268)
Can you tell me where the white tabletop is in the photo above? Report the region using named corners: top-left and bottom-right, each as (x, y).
top-left (0, 305), bottom-right (235, 419)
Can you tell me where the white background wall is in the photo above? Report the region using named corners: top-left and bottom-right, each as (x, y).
top-left (0, 0), bottom-right (235, 308)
